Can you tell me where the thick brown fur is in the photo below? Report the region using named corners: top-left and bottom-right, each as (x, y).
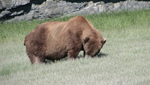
top-left (24, 16), bottom-right (106, 64)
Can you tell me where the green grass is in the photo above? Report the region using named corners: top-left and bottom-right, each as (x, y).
top-left (0, 9), bottom-right (150, 85)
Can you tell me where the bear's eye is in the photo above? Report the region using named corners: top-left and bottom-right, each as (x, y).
top-left (94, 49), bottom-right (100, 56)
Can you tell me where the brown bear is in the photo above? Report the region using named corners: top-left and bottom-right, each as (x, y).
top-left (24, 16), bottom-right (106, 64)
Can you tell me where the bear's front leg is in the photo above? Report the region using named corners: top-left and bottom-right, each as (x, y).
top-left (83, 51), bottom-right (92, 58)
top-left (67, 49), bottom-right (80, 60)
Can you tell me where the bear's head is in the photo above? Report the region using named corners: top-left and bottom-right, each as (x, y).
top-left (83, 36), bottom-right (106, 57)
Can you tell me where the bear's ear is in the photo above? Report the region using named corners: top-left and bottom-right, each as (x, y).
top-left (84, 37), bottom-right (90, 44)
top-left (102, 38), bottom-right (106, 44)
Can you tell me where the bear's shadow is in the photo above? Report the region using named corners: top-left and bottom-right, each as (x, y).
top-left (97, 52), bottom-right (108, 58)
top-left (45, 52), bottom-right (108, 64)
top-left (78, 52), bottom-right (108, 58)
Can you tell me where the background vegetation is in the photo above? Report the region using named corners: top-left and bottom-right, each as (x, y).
top-left (0, 9), bottom-right (150, 85)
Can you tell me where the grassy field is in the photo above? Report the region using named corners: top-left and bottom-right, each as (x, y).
top-left (0, 9), bottom-right (150, 85)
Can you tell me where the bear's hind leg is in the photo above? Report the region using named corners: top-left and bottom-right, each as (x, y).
top-left (28, 54), bottom-right (45, 64)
